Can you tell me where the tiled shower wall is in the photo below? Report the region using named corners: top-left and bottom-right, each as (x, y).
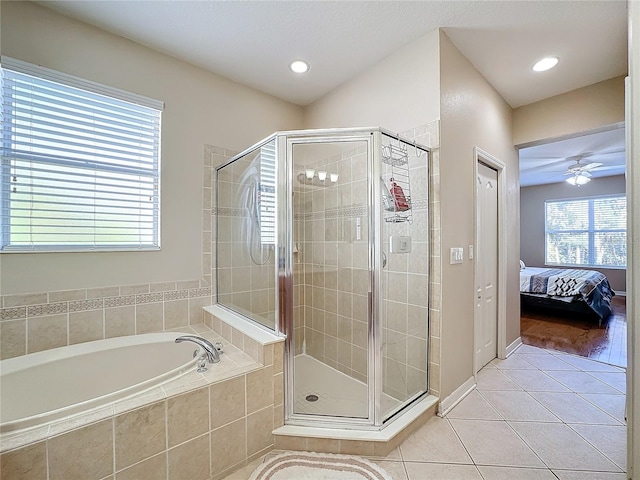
top-left (290, 121), bottom-right (441, 403)
top-left (207, 128), bottom-right (442, 401)
top-left (294, 144), bottom-right (370, 383)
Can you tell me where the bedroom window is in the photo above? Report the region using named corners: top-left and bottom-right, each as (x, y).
top-left (545, 195), bottom-right (627, 268)
top-left (0, 57), bottom-right (163, 252)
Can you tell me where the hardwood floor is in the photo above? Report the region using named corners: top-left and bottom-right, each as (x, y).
top-left (520, 295), bottom-right (627, 368)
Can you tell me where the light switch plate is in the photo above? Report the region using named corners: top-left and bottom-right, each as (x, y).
top-left (450, 247), bottom-right (464, 264)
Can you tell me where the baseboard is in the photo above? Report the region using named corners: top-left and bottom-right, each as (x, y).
top-left (506, 337), bottom-right (523, 357)
top-left (437, 376), bottom-right (476, 417)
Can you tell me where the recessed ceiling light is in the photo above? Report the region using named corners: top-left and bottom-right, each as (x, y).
top-left (532, 56), bottom-right (559, 72)
top-left (290, 60), bottom-right (309, 74)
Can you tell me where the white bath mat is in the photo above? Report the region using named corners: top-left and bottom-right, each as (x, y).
top-left (249, 451), bottom-right (393, 480)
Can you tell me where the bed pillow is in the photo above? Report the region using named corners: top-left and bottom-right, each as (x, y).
top-left (520, 260), bottom-right (526, 270)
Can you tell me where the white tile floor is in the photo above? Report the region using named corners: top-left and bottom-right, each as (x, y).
top-left (225, 344), bottom-right (628, 480)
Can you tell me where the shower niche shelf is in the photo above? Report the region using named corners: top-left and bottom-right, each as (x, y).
top-left (381, 143), bottom-right (413, 224)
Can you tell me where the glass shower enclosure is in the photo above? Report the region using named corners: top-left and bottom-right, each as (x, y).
top-left (216, 127), bottom-right (430, 429)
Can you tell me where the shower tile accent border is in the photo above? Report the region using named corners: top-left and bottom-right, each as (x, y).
top-left (0, 284), bottom-right (213, 360)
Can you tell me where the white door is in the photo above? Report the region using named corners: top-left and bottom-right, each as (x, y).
top-left (476, 162), bottom-right (498, 370)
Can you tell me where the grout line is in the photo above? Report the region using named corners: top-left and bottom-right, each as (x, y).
top-left (444, 417), bottom-right (476, 466)
top-left (564, 423), bottom-right (627, 472)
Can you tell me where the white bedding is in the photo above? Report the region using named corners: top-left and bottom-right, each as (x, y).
top-left (519, 267), bottom-right (549, 293)
top-left (520, 266), bottom-right (606, 297)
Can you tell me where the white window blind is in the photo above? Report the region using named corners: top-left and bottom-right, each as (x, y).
top-left (1, 57), bottom-right (163, 251)
top-left (259, 139), bottom-right (276, 245)
top-left (545, 195), bottom-right (626, 268)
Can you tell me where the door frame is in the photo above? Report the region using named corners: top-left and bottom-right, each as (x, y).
top-left (473, 147), bottom-right (507, 377)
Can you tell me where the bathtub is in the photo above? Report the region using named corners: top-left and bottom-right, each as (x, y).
top-left (0, 332), bottom-right (201, 433)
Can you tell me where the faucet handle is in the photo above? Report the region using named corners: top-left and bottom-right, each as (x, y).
top-left (196, 357), bottom-right (208, 373)
top-left (215, 342), bottom-right (224, 354)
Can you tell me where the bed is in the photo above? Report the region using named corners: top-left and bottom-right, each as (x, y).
top-left (519, 266), bottom-right (615, 324)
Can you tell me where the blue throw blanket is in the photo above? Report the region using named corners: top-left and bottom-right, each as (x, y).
top-left (525, 268), bottom-right (614, 320)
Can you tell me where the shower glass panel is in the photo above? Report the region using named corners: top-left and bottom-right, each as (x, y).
top-left (379, 133), bottom-right (430, 422)
top-left (291, 139), bottom-right (370, 420)
top-left (216, 138), bottom-right (277, 331)
top-left (216, 128), bottom-right (430, 430)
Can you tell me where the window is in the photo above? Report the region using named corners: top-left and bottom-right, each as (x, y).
top-left (545, 195), bottom-right (626, 268)
top-left (1, 57), bottom-right (163, 252)
top-left (258, 139), bottom-right (276, 245)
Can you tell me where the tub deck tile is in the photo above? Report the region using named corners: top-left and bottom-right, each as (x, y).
top-left (113, 389), bottom-right (167, 417)
top-left (48, 405), bottom-right (116, 437)
top-left (0, 425), bottom-right (51, 454)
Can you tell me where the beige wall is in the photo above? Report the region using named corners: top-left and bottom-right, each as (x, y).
top-left (520, 175), bottom-right (627, 292)
top-left (439, 31), bottom-right (520, 398)
top-left (304, 29), bottom-right (440, 132)
top-left (513, 76), bottom-right (626, 147)
top-left (0, 1), bottom-right (303, 295)
top-left (627, 2), bottom-right (639, 475)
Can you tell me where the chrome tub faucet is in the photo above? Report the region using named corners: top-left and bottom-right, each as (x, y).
top-left (175, 335), bottom-right (221, 365)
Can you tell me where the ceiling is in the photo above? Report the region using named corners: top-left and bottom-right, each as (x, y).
top-left (36, 1), bottom-right (629, 186)
top-left (519, 126), bottom-right (626, 187)
top-left (37, 1), bottom-right (627, 108)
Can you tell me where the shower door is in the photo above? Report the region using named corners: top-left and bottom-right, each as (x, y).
top-left (378, 132), bottom-right (430, 423)
top-left (285, 133), bottom-right (373, 423)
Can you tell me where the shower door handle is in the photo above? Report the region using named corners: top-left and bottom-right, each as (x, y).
top-left (382, 252), bottom-right (387, 268)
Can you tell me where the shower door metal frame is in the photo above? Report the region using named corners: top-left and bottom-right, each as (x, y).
top-left (281, 128), bottom-right (380, 429)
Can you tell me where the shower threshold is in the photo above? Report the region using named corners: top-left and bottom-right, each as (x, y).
top-left (274, 393), bottom-right (438, 455)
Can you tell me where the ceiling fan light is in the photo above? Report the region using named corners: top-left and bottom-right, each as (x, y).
top-left (576, 174), bottom-right (591, 185)
top-left (566, 173), bottom-right (591, 186)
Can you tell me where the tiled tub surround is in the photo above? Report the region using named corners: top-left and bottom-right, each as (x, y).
top-left (1, 319), bottom-right (286, 480)
top-left (0, 282), bottom-right (212, 361)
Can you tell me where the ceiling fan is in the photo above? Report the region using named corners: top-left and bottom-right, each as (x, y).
top-left (564, 155), bottom-right (603, 185)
